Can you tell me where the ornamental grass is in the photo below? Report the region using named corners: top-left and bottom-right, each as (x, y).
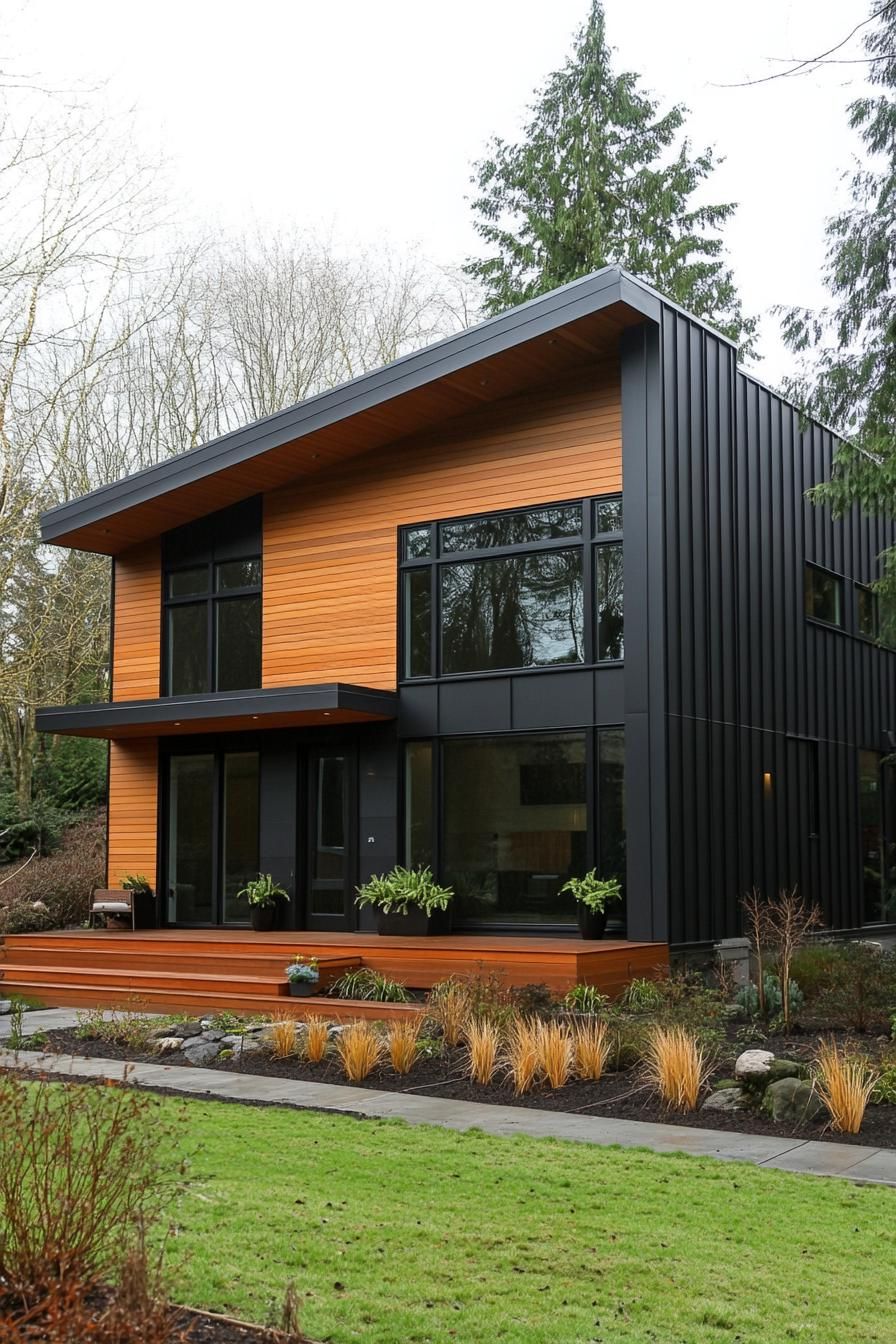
top-left (643, 1025), bottom-right (711, 1112)
top-left (387, 1018), bottom-right (420, 1075)
top-left (504, 1017), bottom-right (541, 1096)
top-left (815, 1038), bottom-right (877, 1135)
top-left (536, 1020), bottom-right (574, 1090)
top-left (303, 1016), bottom-right (329, 1065)
top-left (464, 1018), bottom-right (501, 1086)
top-left (335, 1021), bottom-right (383, 1082)
top-left (573, 1018), bottom-right (611, 1082)
top-left (268, 1013), bottom-right (299, 1060)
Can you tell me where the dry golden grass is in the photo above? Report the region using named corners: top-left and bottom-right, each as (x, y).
top-left (815, 1038), bottom-right (877, 1135)
top-left (303, 1015), bottom-right (329, 1065)
top-left (387, 1018), bottom-right (420, 1075)
top-left (643, 1026), bottom-right (711, 1111)
top-left (465, 1018), bottom-right (501, 1086)
top-left (335, 1021), bottom-right (383, 1082)
top-left (268, 1013), bottom-right (299, 1060)
top-left (573, 1018), bottom-right (610, 1082)
top-left (536, 1020), bottom-right (573, 1090)
top-left (427, 979), bottom-right (470, 1049)
top-left (503, 1017), bottom-right (541, 1095)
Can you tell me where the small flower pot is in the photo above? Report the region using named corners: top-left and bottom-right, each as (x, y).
top-left (577, 905), bottom-right (608, 940)
top-left (250, 905), bottom-right (277, 932)
top-left (287, 980), bottom-right (320, 997)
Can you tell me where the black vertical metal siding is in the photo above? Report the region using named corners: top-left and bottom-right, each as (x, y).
top-left (660, 299), bottom-right (896, 942)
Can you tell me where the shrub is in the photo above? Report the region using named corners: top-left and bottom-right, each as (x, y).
top-left (789, 942), bottom-right (844, 1004)
top-left (74, 1007), bottom-right (160, 1052)
top-left (387, 1018), bottom-right (420, 1074)
top-left (573, 1019), bottom-right (611, 1081)
top-left (465, 1019), bottom-right (501, 1085)
top-left (509, 982), bottom-right (556, 1018)
top-left (643, 1026), bottom-right (712, 1111)
top-left (0, 810), bottom-right (105, 930)
top-left (736, 974), bottom-right (804, 1021)
top-left (269, 1013), bottom-right (300, 1059)
top-left (606, 1015), bottom-right (652, 1070)
top-left (563, 983), bottom-right (609, 1015)
top-left (303, 1016), bottom-right (329, 1064)
top-left (503, 1017), bottom-right (541, 1095)
top-left (815, 1038), bottom-right (877, 1134)
top-left (815, 942), bottom-right (896, 1032)
top-left (329, 968), bottom-right (410, 1002)
top-left (536, 1020), bottom-right (573, 1090)
top-left (619, 977), bottom-right (664, 1012)
top-left (335, 1021), bottom-right (383, 1082)
top-left (871, 1063), bottom-right (896, 1105)
top-left (0, 1072), bottom-right (183, 1296)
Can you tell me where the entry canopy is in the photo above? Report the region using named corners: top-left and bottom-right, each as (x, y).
top-left (35, 683), bottom-right (397, 739)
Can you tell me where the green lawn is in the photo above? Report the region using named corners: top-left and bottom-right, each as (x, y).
top-left (166, 1097), bottom-right (894, 1344)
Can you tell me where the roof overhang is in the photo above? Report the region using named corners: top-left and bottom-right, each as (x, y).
top-left (39, 267), bottom-right (679, 556)
top-left (35, 683), bottom-right (397, 740)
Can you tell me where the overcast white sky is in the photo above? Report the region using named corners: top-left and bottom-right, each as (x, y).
top-left (10, 0), bottom-right (875, 382)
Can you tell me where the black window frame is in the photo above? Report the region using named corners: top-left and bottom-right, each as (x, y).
top-left (803, 561), bottom-right (844, 630)
top-left (856, 582), bottom-right (879, 642)
top-left (398, 495), bottom-right (623, 681)
top-left (163, 555), bottom-right (262, 696)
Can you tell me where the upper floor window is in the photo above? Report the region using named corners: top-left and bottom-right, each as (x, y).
top-left (856, 583), bottom-right (878, 640)
top-left (400, 497), bottom-right (623, 679)
top-left (804, 563), bottom-right (843, 628)
top-left (163, 498), bottom-right (262, 696)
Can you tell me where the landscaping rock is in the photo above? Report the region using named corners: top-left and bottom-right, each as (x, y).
top-left (220, 1034), bottom-right (245, 1048)
top-left (702, 1087), bottom-right (747, 1112)
top-left (173, 1020), bottom-right (204, 1040)
top-left (734, 1049), bottom-right (775, 1082)
top-left (200, 1029), bottom-right (225, 1042)
top-left (0, 1001), bottom-right (11, 1015)
top-left (237, 1037), bottom-right (263, 1056)
top-left (762, 1077), bottom-right (826, 1125)
top-left (766, 1058), bottom-right (808, 1084)
top-left (152, 1036), bottom-right (184, 1055)
top-left (181, 1040), bottom-right (222, 1067)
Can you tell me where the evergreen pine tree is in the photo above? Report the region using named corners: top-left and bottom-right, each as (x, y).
top-left (782, 1), bottom-right (896, 603)
top-left (465, 1), bottom-right (754, 349)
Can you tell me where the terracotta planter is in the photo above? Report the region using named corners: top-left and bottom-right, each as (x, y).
top-left (577, 905), bottom-right (608, 940)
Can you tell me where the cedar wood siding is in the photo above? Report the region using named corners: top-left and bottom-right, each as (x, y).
top-left (263, 362), bottom-right (622, 689)
top-left (107, 738), bottom-right (158, 889)
top-left (105, 362), bottom-right (622, 894)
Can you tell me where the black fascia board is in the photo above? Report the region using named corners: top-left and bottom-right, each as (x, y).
top-left (41, 266), bottom-right (652, 545)
top-left (35, 683), bottom-right (398, 735)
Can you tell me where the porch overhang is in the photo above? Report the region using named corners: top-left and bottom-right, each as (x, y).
top-left (35, 683), bottom-right (398, 739)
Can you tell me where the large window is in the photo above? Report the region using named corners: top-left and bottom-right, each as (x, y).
top-left (163, 504), bottom-right (262, 695)
top-left (860, 750), bottom-right (896, 925)
top-left (166, 750), bottom-right (259, 924)
top-left (404, 729), bottom-right (626, 928)
top-left (400, 498), bottom-right (623, 679)
top-left (804, 563), bottom-right (843, 627)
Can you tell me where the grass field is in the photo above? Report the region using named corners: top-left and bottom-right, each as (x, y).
top-left (159, 1096), bottom-right (896, 1344)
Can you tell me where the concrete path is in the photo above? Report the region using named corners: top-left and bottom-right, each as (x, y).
top-left (2, 1013), bottom-right (895, 1188)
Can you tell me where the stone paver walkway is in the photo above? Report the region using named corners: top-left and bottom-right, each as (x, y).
top-left (2, 1010), bottom-right (895, 1188)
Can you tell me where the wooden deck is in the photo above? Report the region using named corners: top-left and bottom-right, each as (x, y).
top-left (0, 928), bottom-right (669, 1018)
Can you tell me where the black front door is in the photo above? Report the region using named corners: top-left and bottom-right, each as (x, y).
top-left (304, 747), bottom-right (357, 931)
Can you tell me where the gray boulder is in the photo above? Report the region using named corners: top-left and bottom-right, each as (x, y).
top-left (702, 1087), bottom-right (747, 1113)
top-left (762, 1077), bottom-right (826, 1124)
top-left (200, 1029), bottom-right (225, 1042)
top-left (237, 1037), bottom-right (263, 1056)
top-left (182, 1039), bottom-right (222, 1067)
top-left (766, 1058), bottom-right (808, 1084)
top-left (0, 1001), bottom-right (12, 1015)
top-left (172, 1020), bottom-right (204, 1040)
top-left (734, 1048), bottom-right (774, 1082)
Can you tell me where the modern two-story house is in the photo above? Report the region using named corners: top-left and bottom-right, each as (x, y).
top-left (32, 266), bottom-right (896, 964)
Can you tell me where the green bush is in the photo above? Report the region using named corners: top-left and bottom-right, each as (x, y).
top-left (509, 983), bottom-right (556, 1017)
top-left (329, 968), bottom-right (410, 1003)
top-left (815, 942), bottom-right (896, 1032)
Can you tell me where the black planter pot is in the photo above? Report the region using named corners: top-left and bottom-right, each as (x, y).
top-left (376, 906), bottom-right (449, 937)
top-left (287, 980), bottom-right (320, 997)
top-left (577, 905), bottom-right (608, 940)
top-left (250, 905), bottom-right (277, 932)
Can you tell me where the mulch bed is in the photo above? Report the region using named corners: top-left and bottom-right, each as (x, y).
top-left (32, 1026), bottom-right (896, 1150)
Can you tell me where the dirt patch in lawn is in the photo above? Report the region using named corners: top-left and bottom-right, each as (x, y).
top-left (30, 1026), bottom-right (896, 1149)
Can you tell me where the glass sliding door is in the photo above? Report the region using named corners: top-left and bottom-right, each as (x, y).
top-left (443, 733), bottom-right (587, 926)
top-left (306, 751), bottom-right (355, 929)
top-left (167, 754), bottom-right (215, 924)
top-left (166, 749), bottom-right (259, 925)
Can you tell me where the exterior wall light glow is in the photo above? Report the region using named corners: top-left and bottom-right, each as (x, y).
top-left (762, 771), bottom-right (773, 796)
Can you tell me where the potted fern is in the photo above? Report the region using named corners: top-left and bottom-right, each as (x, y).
top-left (236, 873), bottom-right (290, 931)
top-left (559, 871), bottom-right (622, 939)
top-left (355, 865), bottom-right (453, 936)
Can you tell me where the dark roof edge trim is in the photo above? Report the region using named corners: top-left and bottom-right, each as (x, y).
top-left (35, 683), bottom-right (398, 733)
top-left (42, 266), bottom-right (648, 544)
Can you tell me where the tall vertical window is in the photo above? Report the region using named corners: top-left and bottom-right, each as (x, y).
top-left (804, 563), bottom-right (843, 627)
top-left (399, 496), bottom-right (623, 678)
top-left (163, 500), bottom-right (262, 695)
